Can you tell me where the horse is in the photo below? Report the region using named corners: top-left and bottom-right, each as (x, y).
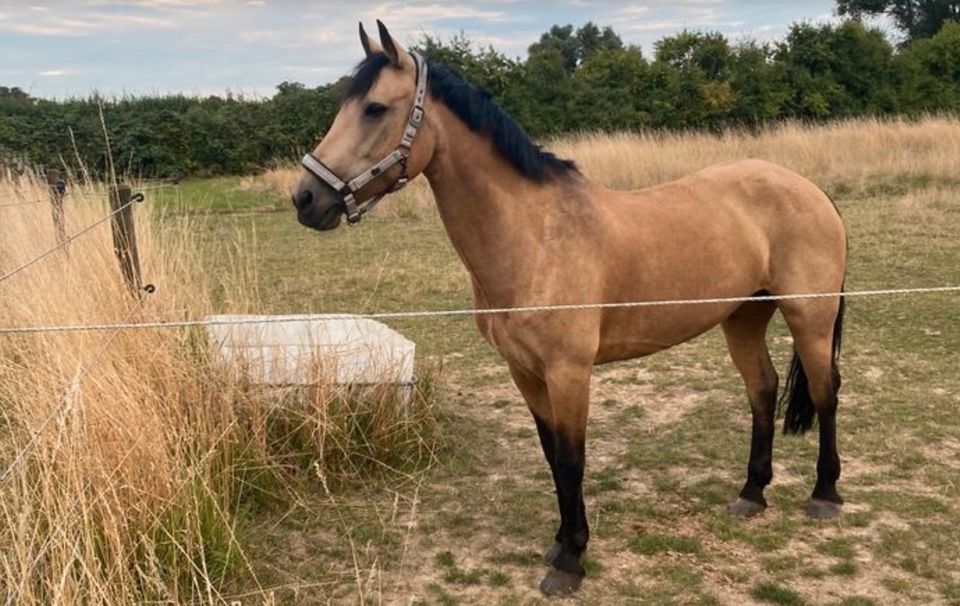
top-left (292, 20), bottom-right (847, 597)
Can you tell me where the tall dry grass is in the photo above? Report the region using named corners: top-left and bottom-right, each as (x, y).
top-left (0, 172), bottom-right (437, 604)
top-left (260, 116), bottom-right (960, 214)
top-left (554, 116), bottom-right (960, 194)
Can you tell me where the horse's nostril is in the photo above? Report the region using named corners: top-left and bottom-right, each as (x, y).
top-left (295, 189), bottom-right (313, 210)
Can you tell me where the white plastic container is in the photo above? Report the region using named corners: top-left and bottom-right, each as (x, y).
top-left (205, 314), bottom-right (416, 388)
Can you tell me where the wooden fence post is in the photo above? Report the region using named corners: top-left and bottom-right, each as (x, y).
top-left (108, 184), bottom-right (143, 295)
top-left (46, 169), bottom-right (66, 245)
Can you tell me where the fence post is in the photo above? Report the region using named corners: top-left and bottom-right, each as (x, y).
top-left (46, 169), bottom-right (66, 245)
top-left (108, 184), bottom-right (143, 295)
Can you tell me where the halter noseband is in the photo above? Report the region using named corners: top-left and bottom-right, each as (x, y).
top-left (301, 51), bottom-right (428, 226)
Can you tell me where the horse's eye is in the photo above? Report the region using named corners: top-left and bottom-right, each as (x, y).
top-left (364, 102), bottom-right (387, 118)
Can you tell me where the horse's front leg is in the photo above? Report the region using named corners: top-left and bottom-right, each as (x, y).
top-left (511, 360), bottom-right (592, 596)
top-left (508, 364), bottom-right (564, 558)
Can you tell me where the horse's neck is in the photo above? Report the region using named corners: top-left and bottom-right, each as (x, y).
top-left (422, 108), bottom-right (566, 305)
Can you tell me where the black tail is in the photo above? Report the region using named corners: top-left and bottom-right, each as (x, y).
top-left (781, 292), bottom-right (845, 435)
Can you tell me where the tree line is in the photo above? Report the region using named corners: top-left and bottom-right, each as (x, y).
top-left (1, 10), bottom-right (958, 179)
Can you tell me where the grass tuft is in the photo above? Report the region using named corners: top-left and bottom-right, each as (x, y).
top-left (751, 581), bottom-right (806, 606)
top-left (628, 532), bottom-right (702, 556)
top-left (0, 170), bottom-right (439, 604)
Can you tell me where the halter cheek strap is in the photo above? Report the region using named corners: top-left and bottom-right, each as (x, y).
top-left (301, 50), bottom-right (428, 225)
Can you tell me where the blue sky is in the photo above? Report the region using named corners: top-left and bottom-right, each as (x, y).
top-left (0, 0), bottom-right (869, 99)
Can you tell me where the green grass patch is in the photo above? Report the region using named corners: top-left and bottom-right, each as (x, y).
top-left (488, 570), bottom-right (511, 587)
top-left (817, 537), bottom-right (857, 559)
top-left (829, 560), bottom-right (858, 576)
top-left (751, 581), bottom-right (805, 606)
top-left (629, 532), bottom-right (701, 556)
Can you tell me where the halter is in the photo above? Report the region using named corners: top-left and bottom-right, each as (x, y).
top-left (301, 51), bottom-right (428, 226)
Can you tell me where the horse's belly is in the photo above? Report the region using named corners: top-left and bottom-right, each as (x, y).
top-left (594, 301), bottom-right (742, 364)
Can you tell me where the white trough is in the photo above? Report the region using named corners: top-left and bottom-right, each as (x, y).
top-left (205, 314), bottom-right (416, 389)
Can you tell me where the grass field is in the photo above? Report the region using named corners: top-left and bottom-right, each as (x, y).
top-left (3, 117), bottom-right (960, 605)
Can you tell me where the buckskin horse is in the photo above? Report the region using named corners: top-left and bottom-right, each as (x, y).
top-left (292, 21), bottom-right (847, 597)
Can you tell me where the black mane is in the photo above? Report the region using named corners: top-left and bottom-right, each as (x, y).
top-left (342, 53), bottom-right (578, 182)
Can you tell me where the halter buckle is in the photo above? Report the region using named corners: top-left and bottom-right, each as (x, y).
top-left (343, 192), bottom-right (362, 225)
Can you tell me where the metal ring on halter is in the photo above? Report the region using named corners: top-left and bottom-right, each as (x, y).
top-left (301, 50), bottom-right (428, 226)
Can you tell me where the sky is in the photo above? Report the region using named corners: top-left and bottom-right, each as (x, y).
top-left (0, 0), bottom-right (864, 99)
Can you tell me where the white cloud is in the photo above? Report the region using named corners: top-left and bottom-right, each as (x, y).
top-left (359, 2), bottom-right (517, 29)
top-left (37, 68), bottom-right (80, 76)
top-left (0, 10), bottom-right (176, 36)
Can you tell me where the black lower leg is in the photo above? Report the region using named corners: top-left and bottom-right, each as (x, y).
top-left (533, 416), bottom-right (565, 545)
top-left (552, 431), bottom-right (588, 576)
top-left (739, 387), bottom-right (776, 505)
top-left (812, 395), bottom-right (842, 503)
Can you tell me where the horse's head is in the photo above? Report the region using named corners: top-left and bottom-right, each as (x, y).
top-left (293, 20), bottom-right (434, 231)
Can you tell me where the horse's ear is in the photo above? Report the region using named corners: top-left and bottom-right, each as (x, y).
top-left (359, 22), bottom-right (381, 57)
top-left (376, 19), bottom-right (406, 68)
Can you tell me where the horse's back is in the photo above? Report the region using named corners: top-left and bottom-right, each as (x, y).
top-left (611, 157), bottom-right (846, 264)
top-left (630, 158), bottom-right (838, 218)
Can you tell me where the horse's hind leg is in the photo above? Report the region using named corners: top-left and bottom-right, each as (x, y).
top-left (778, 297), bottom-right (844, 519)
top-left (722, 300), bottom-right (779, 517)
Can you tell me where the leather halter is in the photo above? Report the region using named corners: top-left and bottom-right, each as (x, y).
top-left (301, 51), bottom-right (428, 225)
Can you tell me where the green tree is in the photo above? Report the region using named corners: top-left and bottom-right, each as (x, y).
top-left (775, 21), bottom-right (897, 119)
top-left (528, 22), bottom-right (623, 73)
top-left (654, 31), bottom-right (736, 128)
top-left (837, 0), bottom-right (960, 41)
top-left (896, 20), bottom-right (960, 111)
top-left (575, 22), bottom-right (624, 63)
top-left (575, 46), bottom-right (655, 130)
top-left (529, 24), bottom-right (580, 73)
top-left (729, 42), bottom-right (789, 125)
top-left (505, 45), bottom-right (581, 136)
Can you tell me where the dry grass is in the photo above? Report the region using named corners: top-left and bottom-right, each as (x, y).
top-left (259, 116), bottom-right (960, 208)
top-left (0, 173), bottom-right (437, 604)
top-left (552, 116), bottom-right (960, 194)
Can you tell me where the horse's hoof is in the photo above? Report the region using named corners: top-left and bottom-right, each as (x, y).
top-left (728, 497), bottom-right (766, 518)
top-left (807, 499), bottom-right (843, 519)
top-left (540, 569), bottom-right (583, 597)
top-left (543, 541), bottom-right (562, 566)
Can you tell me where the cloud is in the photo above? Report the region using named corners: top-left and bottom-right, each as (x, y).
top-left (37, 68), bottom-right (81, 76)
top-left (360, 2), bottom-right (516, 27)
top-left (0, 9), bottom-right (176, 36)
top-left (239, 27), bottom-right (346, 49)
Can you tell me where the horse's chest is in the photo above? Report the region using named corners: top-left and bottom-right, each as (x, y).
top-left (474, 314), bottom-right (534, 365)
top-left (475, 314), bottom-right (504, 349)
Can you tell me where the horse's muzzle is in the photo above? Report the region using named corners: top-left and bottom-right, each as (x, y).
top-left (293, 181), bottom-right (343, 231)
